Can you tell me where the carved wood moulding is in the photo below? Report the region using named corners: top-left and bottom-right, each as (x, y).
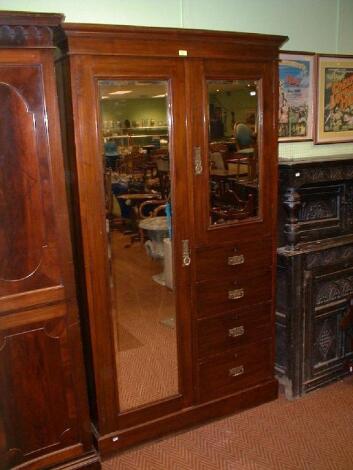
top-left (315, 274), bottom-right (353, 306)
top-left (281, 164), bottom-right (353, 189)
top-left (306, 244), bottom-right (353, 269)
top-left (0, 12), bottom-right (63, 47)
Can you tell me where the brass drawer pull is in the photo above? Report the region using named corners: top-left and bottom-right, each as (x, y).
top-left (228, 254), bottom-right (245, 266)
top-left (228, 325), bottom-right (245, 338)
top-left (228, 288), bottom-right (244, 300)
top-left (229, 365), bottom-right (244, 377)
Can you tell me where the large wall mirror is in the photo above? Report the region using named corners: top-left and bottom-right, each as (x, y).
top-left (207, 79), bottom-right (260, 226)
top-left (98, 80), bottom-right (179, 412)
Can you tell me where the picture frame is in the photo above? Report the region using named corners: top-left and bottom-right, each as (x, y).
top-left (315, 55), bottom-right (353, 144)
top-left (278, 52), bottom-right (315, 142)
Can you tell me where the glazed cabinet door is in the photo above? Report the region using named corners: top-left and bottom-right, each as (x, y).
top-left (0, 47), bottom-right (97, 469)
top-left (187, 58), bottom-right (277, 245)
top-left (186, 58), bottom-right (278, 402)
top-left (65, 55), bottom-right (193, 442)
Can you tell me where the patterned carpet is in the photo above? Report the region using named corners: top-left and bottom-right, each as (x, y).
top-left (102, 377), bottom-right (353, 470)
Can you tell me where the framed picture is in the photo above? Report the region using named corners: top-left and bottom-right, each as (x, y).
top-left (278, 52), bottom-right (315, 142)
top-left (315, 55), bottom-right (353, 144)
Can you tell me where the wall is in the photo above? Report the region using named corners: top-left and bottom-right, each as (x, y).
top-left (3, 0), bottom-right (353, 159)
top-left (209, 89), bottom-right (257, 135)
top-left (101, 98), bottom-right (167, 130)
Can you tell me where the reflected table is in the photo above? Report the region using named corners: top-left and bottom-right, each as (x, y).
top-left (138, 216), bottom-right (168, 259)
top-left (138, 216), bottom-right (173, 288)
top-left (117, 192), bottom-right (159, 202)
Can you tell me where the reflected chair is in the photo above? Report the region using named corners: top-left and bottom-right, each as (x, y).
top-left (138, 199), bottom-right (166, 219)
top-left (232, 123), bottom-right (257, 181)
top-left (211, 188), bottom-right (254, 224)
top-left (227, 158), bottom-right (250, 180)
top-left (138, 199), bottom-right (167, 244)
top-left (234, 123), bottom-right (254, 149)
top-left (104, 139), bottom-right (118, 169)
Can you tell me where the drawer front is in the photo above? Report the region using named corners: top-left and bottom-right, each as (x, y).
top-left (198, 339), bottom-right (273, 403)
top-left (196, 271), bottom-right (272, 318)
top-left (195, 237), bottom-right (272, 282)
top-left (197, 302), bottom-right (272, 359)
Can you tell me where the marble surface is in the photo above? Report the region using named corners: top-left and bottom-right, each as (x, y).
top-left (279, 153), bottom-right (353, 165)
top-left (139, 216), bottom-right (168, 231)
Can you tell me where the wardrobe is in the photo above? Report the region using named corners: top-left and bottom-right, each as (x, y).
top-left (0, 12), bottom-right (100, 469)
top-left (54, 23), bottom-right (287, 455)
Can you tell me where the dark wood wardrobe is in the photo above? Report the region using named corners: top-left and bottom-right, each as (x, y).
top-left (55, 24), bottom-right (287, 455)
top-left (0, 12), bottom-right (100, 470)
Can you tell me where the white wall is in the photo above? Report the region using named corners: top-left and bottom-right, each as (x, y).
top-left (2, 0), bottom-right (353, 159)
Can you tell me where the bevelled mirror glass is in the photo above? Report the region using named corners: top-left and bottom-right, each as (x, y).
top-left (207, 80), bottom-right (260, 226)
top-left (98, 80), bottom-right (178, 411)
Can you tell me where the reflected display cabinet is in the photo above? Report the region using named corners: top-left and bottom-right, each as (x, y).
top-left (0, 12), bottom-right (100, 470)
top-left (55, 24), bottom-right (287, 454)
top-left (276, 156), bottom-right (353, 399)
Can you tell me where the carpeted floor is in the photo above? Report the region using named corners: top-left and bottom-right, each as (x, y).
top-left (112, 231), bottom-right (178, 411)
top-left (102, 376), bottom-right (353, 470)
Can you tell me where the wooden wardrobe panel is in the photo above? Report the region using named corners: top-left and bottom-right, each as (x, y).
top-left (0, 306), bottom-right (79, 467)
top-left (0, 63), bottom-right (61, 298)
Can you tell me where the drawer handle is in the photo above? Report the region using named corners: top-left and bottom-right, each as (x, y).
top-left (228, 254), bottom-right (245, 266)
top-left (228, 325), bottom-right (245, 338)
top-left (229, 365), bottom-right (244, 377)
top-left (228, 288), bottom-right (244, 300)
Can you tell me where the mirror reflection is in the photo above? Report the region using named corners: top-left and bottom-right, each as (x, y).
top-left (99, 80), bottom-right (178, 411)
top-left (208, 80), bottom-right (259, 225)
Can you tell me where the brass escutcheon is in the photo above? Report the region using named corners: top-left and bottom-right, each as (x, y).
top-left (228, 325), bottom-right (245, 338)
top-left (229, 365), bottom-right (244, 377)
top-left (228, 288), bottom-right (245, 300)
top-left (228, 254), bottom-right (245, 266)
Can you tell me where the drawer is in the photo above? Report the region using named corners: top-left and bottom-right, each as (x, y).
top-left (195, 270), bottom-right (272, 318)
top-left (195, 237), bottom-right (272, 282)
top-left (197, 302), bottom-right (272, 359)
top-left (198, 339), bottom-right (273, 403)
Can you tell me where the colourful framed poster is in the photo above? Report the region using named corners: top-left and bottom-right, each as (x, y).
top-left (278, 52), bottom-right (315, 142)
top-left (315, 55), bottom-right (353, 144)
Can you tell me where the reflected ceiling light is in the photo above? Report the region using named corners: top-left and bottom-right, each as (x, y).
top-left (101, 95), bottom-right (109, 99)
top-left (152, 93), bottom-right (167, 98)
top-left (250, 91), bottom-right (256, 96)
top-left (109, 90), bottom-right (132, 95)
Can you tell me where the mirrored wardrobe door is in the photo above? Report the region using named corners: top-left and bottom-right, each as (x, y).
top-left (99, 78), bottom-right (180, 412)
top-left (89, 58), bottom-right (192, 422)
top-left (188, 59), bottom-right (275, 246)
top-left (206, 78), bottom-right (260, 226)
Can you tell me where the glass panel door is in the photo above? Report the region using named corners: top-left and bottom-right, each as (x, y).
top-left (187, 59), bottom-right (274, 246)
top-left (207, 79), bottom-right (259, 225)
top-left (98, 79), bottom-right (179, 412)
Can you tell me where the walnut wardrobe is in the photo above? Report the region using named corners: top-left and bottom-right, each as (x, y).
top-left (0, 12), bottom-right (100, 470)
top-left (55, 24), bottom-right (287, 455)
